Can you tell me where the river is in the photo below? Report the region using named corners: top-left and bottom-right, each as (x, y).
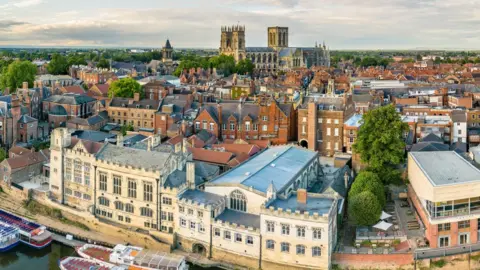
top-left (0, 242), bottom-right (221, 270)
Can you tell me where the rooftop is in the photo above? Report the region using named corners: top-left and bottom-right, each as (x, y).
top-left (179, 190), bottom-right (224, 206)
top-left (268, 194), bottom-right (334, 216)
top-left (410, 151), bottom-right (480, 186)
top-left (215, 209), bottom-right (260, 229)
top-left (344, 114), bottom-right (363, 127)
top-left (208, 145), bottom-right (317, 194)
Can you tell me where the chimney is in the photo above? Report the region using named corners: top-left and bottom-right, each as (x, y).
top-left (297, 189), bottom-right (307, 204)
top-left (147, 137), bottom-right (152, 151)
top-left (117, 134), bottom-right (124, 146)
top-left (186, 161), bottom-right (196, 189)
top-left (22, 82), bottom-right (28, 90)
top-left (134, 92), bottom-right (140, 102)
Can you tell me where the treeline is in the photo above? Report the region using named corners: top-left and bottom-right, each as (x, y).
top-left (173, 54), bottom-right (254, 77)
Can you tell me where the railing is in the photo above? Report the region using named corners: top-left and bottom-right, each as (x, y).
top-left (356, 231), bottom-right (406, 241)
top-left (415, 242), bottom-right (480, 260)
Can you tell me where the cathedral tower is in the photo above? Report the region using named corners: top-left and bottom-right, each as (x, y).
top-left (268, 26), bottom-right (288, 50)
top-left (219, 25), bottom-right (246, 62)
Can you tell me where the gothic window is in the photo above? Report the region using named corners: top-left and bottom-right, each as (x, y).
top-left (226, 38), bottom-right (231, 48)
top-left (114, 201), bottom-right (124, 211)
top-left (98, 197), bottom-right (109, 207)
top-left (125, 203), bottom-right (134, 213)
top-left (263, 54), bottom-right (267, 63)
top-left (268, 54), bottom-right (272, 63)
top-left (140, 207), bottom-right (153, 217)
top-left (230, 190), bottom-right (247, 212)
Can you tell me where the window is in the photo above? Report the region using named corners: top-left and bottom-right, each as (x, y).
top-left (334, 128), bottom-right (339, 136)
top-left (334, 142), bottom-right (339, 151)
top-left (334, 119), bottom-right (339, 124)
top-left (326, 128), bottom-right (331, 136)
top-left (281, 242), bottom-right (290, 253)
top-left (297, 226), bottom-right (305, 238)
top-left (230, 122), bottom-right (235, 130)
top-left (161, 211), bottom-right (167, 220)
top-left (274, 125), bottom-right (278, 131)
top-left (84, 163), bottom-right (91, 186)
top-left (74, 160), bottom-right (82, 184)
top-left (128, 179), bottom-right (136, 198)
top-left (179, 206), bottom-right (185, 213)
top-left (230, 190), bottom-right (247, 212)
top-left (140, 207), bottom-right (153, 217)
top-left (302, 117), bottom-right (307, 122)
top-left (266, 221), bottom-right (275, 233)
top-left (202, 121), bottom-right (207, 129)
top-left (144, 182), bottom-right (153, 202)
top-left (318, 118), bottom-right (323, 123)
top-left (168, 212), bottom-right (174, 221)
top-left (253, 124), bottom-right (258, 131)
top-left (190, 221), bottom-right (196, 230)
top-left (209, 123), bottom-right (214, 131)
top-left (281, 224), bottom-right (290, 235)
top-left (224, 231), bottom-right (231, 240)
top-left (125, 217), bottom-right (131, 223)
top-left (312, 246), bottom-right (321, 257)
top-left (199, 223), bottom-right (205, 233)
top-left (296, 245), bottom-right (305, 255)
top-left (195, 122), bottom-right (200, 129)
top-left (188, 208), bottom-right (194, 215)
top-left (438, 223), bottom-right (451, 231)
top-left (459, 220), bottom-right (470, 229)
top-left (125, 204), bottom-right (134, 213)
top-left (262, 125), bottom-right (268, 131)
top-left (245, 122), bottom-right (251, 131)
top-left (115, 201), bottom-right (124, 211)
top-left (262, 116), bottom-right (268, 121)
top-left (313, 228), bottom-right (322, 240)
top-left (222, 123), bottom-right (227, 130)
top-left (83, 194), bottom-right (91, 201)
top-left (98, 197), bottom-right (109, 207)
top-left (74, 191), bottom-right (81, 198)
top-left (327, 118), bottom-right (331, 124)
top-left (235, 233), bottom-right (242, 242)
top-left (180, 218), bottom-right (186, 227)
top-left (162, 197), bottom-right (172, 205)
top-left (247, 236), bottom-right (253, 245)
top-left (266, 240), bottom-right (275, 250)
top-left (326, 142), bottom-right (331, 150)
top-left (113, 175), bottom-right (122, 195)
top-left (197, 211), bottom-right (203, 218)
top-left (65, 188), bottom-right (72, 195)
top-left (99, 173), bottom-right (107, 191)
top-left (302, 125), bottom-right (306, 134)
top-left (459, 233), bottom-right (470, 245)
top-left (214, 228), bottom-right (221, 237)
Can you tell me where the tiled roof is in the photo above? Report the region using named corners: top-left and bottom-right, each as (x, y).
top-left (63, 86), bottom-right (85, 95)
top-left (6, 150), bottom-right (49, 169)
top-left (188, 147), bottom-right (233, 165)
top-left (93, 84), bottom-right (109, 94)
top-left (68, 138), bottom-right (105, 154)
top-left (44, 94), bottom-right (96, 105)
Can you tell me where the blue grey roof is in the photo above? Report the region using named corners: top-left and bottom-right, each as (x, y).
top-left (50, 105), bottom-right (68, 116)
top-left (344, 114), bottom-right (363, 127)
top-left (179, 190), bottom-right (223, 206)
top-left (208, 146), bottom-right (317, 194)
top-left (18, 115), bottom-right (37, 124)
top-left (268, 195), bottom-right (334, 215)
top-left (164, 170), bottom-right (203, 188)
top-left (96, 143), bottom-right (171, 171)
top-left (216, 209), bottom-right (260, 228)
top-left (246, 47), bottom-right (275, 53)
top-left (124, 134), bottom-right (147, 146)
top-left (71, 130), bottom-right (115, 142)
top-left (278, 48), bottom-right (297, 57)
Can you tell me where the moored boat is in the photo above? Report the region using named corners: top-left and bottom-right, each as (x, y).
top-left (76, 243), bottom-right (114, 265)
top-left (0, 221), bottom-right (19, 252)
top-left (0, 209), bottom-right (52, 249)
top-left (59, 256), bottom-right (125, 270)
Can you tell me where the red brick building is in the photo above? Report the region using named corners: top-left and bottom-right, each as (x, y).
top-left (193, 95), bottom-right (295, 144)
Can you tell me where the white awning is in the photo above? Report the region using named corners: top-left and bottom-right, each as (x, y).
top-left (380, 211), bottom-right (392, 220)
top-left (373, 221), bottom-right (393, 231)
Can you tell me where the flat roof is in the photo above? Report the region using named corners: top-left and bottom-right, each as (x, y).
top-left (410, 151), bottom-right (480, 186)
top-left (344, 114), bottom-right (363, 127)
top-left (269, 195), bottom-right (334, 215)
top-left (208, 145), bottom-right (317, 194)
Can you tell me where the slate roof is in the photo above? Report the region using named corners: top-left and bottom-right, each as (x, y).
top-left (246, 47), bottom-right (275, 53)
top-left (109, 97), bottom-right (160, 110)
top-left (410, 142), bottom-right (449, 152)
top-left (96, 143), bottom-right (171, 171)
top-left (44, 94), bottom-right (96, 105)
top-left (71, 130), bottom-right (115, 143)
top-left (50, 105), bottom-right (68, 116)
top-left (418, 133), bottom-right (444, 143)
top-left (18, 115), bottom-right (37, 124)
top-left (215, 209), bottom-right (260, 228)
top-left (268, 194), bottom-right (334, 216)
top-left (179, 190), bottom-right (223, 206)
top-left (164, 39), bottom-right (172, 49)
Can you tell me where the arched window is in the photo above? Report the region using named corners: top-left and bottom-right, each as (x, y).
top-left (114, 201), bottom-right (124, 211)
top-left (125, 204), bottom-right (134, 213)
top-left (98, 197), bottom-right (109, 207)
top-left (312, 246), bottom-right (322, 257)
top-left (140, 207), bottom-right (153, 217)
top-left (296, 244), bottom-right (306, 255)
top-left (230, 190), bottom-right (247, 212)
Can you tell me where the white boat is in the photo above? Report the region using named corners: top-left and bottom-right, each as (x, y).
top-left (77, 243), bottom-right (114, 265)
top-left (0, 221), bottom-right (19, 252)
top-left (59, 256), bottom-right (125, 270)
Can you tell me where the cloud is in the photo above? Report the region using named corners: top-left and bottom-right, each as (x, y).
top-left (13, 0), bottom-right (42, 8)
top-left (0, 20), bottom-right (28, 29)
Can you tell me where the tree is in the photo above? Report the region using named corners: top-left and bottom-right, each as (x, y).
top-left (353, 105), bottom-right (409, 178)
top-left (348, 191), bottom-right (382, 226)
top-left (0, 60), bottom-right (37, 91)
top-left (108, 77), bottom-right (142, 98)
top-left (416, 54), bottom-right (423, 61)
top-left (349, 171), bottom-right (386, 207)
top-left (0, 148), bottom-right (6, 163)
top-left (120, 124), bottom-right (134, 136)
top-left (47, 54), bottom-right (68, 75)
top-left (97, 58), bottom-right (110, 69)
top-left (235, 59), bottom-right (254, 75)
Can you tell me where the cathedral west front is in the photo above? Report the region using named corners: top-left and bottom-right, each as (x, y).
top-left (219, 25), bottom-right (330, 73)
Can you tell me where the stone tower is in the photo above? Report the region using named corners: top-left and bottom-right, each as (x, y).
top-left (219, 25), bottom-right (246, 62)
top-left (162, 39), bottom-right (173, 63)
top-left (268, 26), bottom-right (289, 50)
top-left (49, 128), bottom-right (72, 204)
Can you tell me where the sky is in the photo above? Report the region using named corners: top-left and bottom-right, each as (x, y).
top-left (0, 0), bottom-right (479, 49)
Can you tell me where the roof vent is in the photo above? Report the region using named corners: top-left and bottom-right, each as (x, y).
top-left (245, 172), bottom-right (250, 176)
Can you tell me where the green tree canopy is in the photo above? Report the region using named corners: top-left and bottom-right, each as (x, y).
top-left (97, 58), bottom-right (110, 69)
top-left (0, 148), bottom-right (6, 162)
top-left (121, 124), bottom-right (134, 136)
top-left (108, 77), bottom-right (142, 98)
top-left (47, 54), bottom-right (68, 75)
top-left (0, 60), bottom-right (37, 91)
top-left (348, 191), bottom-right (382, 226)
top-left (235, 59), bottom-right (254, 75)
top-left (353, 105), bottom-right (409, 175)
top-left (349, 171), bottom-right (386, 207)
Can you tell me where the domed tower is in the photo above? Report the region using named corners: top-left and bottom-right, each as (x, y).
top-left (162, 39), bottom-right (173, 63)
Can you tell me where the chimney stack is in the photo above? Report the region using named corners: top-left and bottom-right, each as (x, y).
top-left (297, 189), bottom-right (307, 204)
top-left (186, 161), bottom-right (196, 189)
